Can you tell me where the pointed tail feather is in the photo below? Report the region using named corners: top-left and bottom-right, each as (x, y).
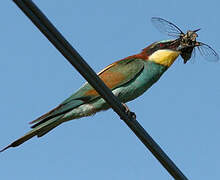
top-left (0, 115), bottom-right (64, 152)
top-left (0, 128), bottom-right (38, 152)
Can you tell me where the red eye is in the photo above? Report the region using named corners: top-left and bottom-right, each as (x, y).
top-left (159, 43), bottom-right (163, 47)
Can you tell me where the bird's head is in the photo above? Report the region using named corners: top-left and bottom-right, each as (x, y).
top-left (143, 40), bottom-right (181, 67)
top-left (143, 31), bottom-right (201, 66)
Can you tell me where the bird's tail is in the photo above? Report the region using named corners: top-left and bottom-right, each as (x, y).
top-left (0, 115), bottom-right (64, 152)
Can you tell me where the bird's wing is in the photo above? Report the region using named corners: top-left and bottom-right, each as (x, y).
top-left (30, 58), bottom-right (145, 126)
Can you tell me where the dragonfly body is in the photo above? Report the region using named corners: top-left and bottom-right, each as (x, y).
top-left (1, 17), bottom-right (218, 152)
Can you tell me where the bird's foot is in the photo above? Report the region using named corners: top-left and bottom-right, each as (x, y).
top-left (122, 103), bottom-right (136, 119)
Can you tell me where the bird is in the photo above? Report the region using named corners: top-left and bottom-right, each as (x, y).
top-left (0, 40), bottom-right (184, 152)
top-left (2, 17), bottom-right (217, 152)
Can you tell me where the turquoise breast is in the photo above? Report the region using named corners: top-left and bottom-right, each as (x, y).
top-left (116, 61), bottom-right (168, 103)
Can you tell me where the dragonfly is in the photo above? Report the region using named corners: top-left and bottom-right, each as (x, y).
top-left (151, 17), bottom-right (219, 63)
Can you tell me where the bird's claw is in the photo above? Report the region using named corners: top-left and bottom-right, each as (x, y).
top-left (127, 111), bottom-right (136, 119)
top-left (122, 103), bottom-right (136, 119)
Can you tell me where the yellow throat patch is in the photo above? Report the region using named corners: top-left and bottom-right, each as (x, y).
top-left (148, 49), bottom-right (180, 67)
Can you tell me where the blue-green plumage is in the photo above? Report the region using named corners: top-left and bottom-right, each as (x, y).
top-left (57, 61), bottom-right (167, 123)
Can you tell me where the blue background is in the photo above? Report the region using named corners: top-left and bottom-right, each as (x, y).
top-left (1, 1), bottom-right (220, 179)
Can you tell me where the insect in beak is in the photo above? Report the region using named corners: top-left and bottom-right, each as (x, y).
top-left (151, 17), bottom-right (219, 62)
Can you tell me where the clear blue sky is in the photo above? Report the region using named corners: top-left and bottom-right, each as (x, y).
top-left (1, 1), bottom-right (220, 179)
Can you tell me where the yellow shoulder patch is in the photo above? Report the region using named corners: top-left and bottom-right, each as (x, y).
top-left (148, 49), bottom-right (180, 67)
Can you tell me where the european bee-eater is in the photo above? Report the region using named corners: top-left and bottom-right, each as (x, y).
top-left (1, 17), bottom-right (218, 152)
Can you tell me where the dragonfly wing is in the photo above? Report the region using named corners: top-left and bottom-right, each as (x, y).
top-left (197, 42), bottom-right (219, 62)
top-left (151, 17), bottom-right (183, 37)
